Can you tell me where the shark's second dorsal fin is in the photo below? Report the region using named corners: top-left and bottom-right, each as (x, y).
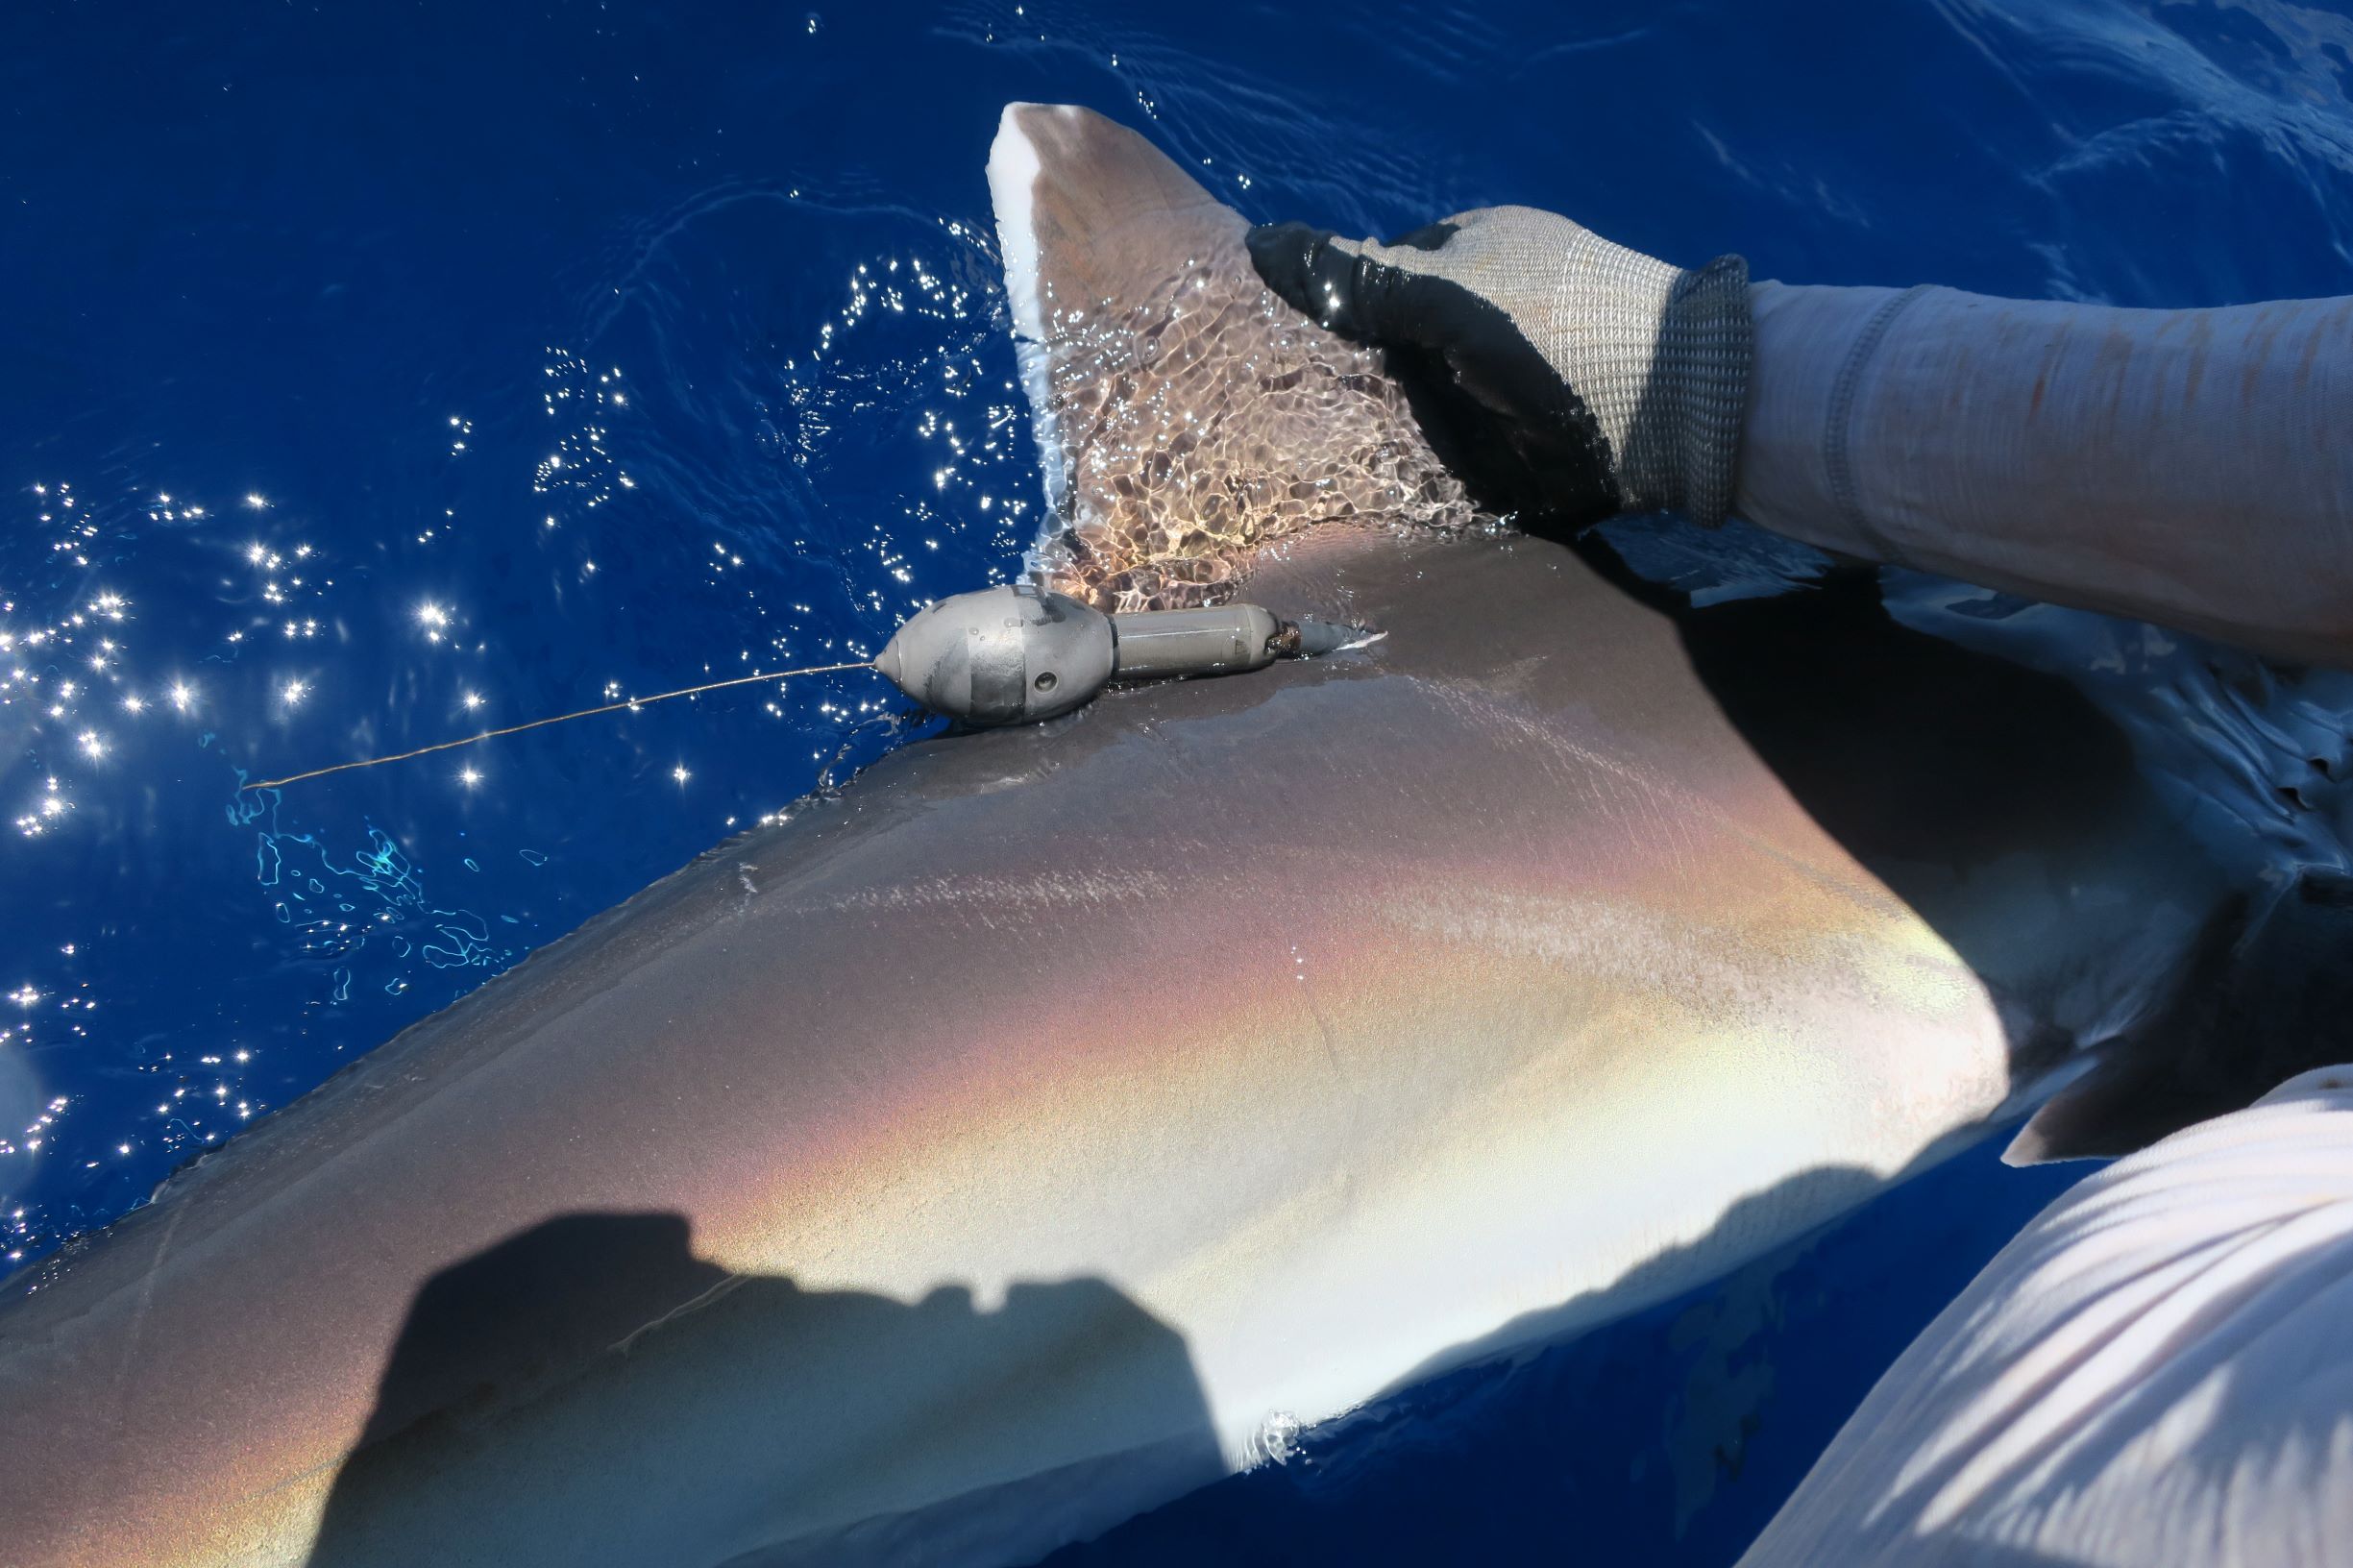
top-left (986, 104), bottom-right (1476, 611)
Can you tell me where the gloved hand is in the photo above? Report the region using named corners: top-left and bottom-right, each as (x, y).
top-left (1246, 208), bottom-right (1751, 527)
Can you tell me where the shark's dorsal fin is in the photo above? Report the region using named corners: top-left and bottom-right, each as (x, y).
top-left (987, 103), bottom-right (1475, 610)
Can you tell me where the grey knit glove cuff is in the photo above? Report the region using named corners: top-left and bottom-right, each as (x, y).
top-left (1247, 208), bottom-right (1752, 527)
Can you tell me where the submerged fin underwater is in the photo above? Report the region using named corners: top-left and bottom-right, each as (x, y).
top-left (5, 4), bottom-right (2352, 1565)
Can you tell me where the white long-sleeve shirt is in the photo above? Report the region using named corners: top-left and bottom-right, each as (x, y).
top-left (1735, 282), bottom-right (2353, 666)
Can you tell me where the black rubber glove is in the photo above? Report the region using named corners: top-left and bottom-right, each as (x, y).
top-left (1246, 208), bottom-right (1751, 527)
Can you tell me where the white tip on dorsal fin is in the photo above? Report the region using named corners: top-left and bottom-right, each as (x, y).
top-left (985, 104), bottom-right (1066, 523)
top-left (985, 103), bottom-right (1052, 345)
top-left (982, 103), bottom-right (1474, 609)
top-left (985, 103), bottom-right (1236, 534)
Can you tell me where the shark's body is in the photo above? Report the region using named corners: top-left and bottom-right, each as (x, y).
top-left (0, 106), bottom-right (2319, 1566)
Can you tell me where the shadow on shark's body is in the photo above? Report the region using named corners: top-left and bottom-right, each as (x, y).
top-left (1568, 538), bottom-right (2184, 1061)
top-left (1557, 527), bottom-right (2353, 1156)
top-left (303, 1215), bottom-right (1217, 1567)
top-left (2, 102), bottom-right (2347, 1568)
top-left (1354, 129), bottom-right (2351, 1151)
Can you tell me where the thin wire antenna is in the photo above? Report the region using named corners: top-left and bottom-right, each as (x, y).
top-left (241, 660), bottom-right (876, 792)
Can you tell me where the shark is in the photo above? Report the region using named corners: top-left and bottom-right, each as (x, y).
top-left (0, 103), bottom-right (2340, 1567)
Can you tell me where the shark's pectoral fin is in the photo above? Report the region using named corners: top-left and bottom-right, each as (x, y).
top-left (2008, 870), bottom-right (2353, 1164)
top-left (2005, 1052), bottom-right (2223, 1164)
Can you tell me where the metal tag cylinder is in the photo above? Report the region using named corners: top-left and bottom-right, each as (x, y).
top-left (1109, 604), bottom-right (1281, 679)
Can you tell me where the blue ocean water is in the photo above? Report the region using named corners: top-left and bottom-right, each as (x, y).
top-left (4, 0), bottom-right (2350, 1559)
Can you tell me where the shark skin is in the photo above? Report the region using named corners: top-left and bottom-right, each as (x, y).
top-left (0, 105), bottom-right (2251, 1567)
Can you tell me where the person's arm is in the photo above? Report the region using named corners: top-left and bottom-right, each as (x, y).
top-left (1248, 214), bottom-right (2353, 666)
top-left (1740, 282), bottom-right (2353, 665)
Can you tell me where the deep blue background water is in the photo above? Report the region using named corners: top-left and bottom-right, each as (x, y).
top-left (5, 0), bottom-right (2351, 1559)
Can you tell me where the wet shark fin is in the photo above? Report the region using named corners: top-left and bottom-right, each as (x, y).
top-left (984, 103), bottom-right (1474, 610)
top-left (2007, 872), bottom-right (2353, 1164)
top-left (986, 103), bottom-right (1240, 532)
top-left (2004, 1050), bottom-right (2224, 1165)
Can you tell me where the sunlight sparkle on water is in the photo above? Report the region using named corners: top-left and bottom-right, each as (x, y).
top-left (281, 679), bottom-right (307, 707)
